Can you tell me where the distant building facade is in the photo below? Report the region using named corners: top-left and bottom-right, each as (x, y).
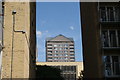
top-left (46, 34), bottom-right (75, 62)
top-left (81, 2), bottom-right (120, 79)
top-left (36, 62), bottom-right (83, 80)
top-left (1, 2), bottom-right (36, 78)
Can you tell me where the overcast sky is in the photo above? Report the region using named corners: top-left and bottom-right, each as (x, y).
top-left (36, 2), bottom-right (83, 62)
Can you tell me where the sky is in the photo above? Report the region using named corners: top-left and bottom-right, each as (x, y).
top-left (36, 2), bottom-right (83, 62)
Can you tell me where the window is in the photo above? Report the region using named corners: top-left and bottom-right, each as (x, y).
top-left (47, 48), bottom-right (52, 50)
top-left (59, 54), bottom-right (63, 56)
top-left (65, 57), bottom-right (68, 60)
top-left (118, 30), bottom-right (120, 47)
top-left (48, 57), bottom-right (52, 59)
top-left (54, 54), bottom-right (58, 56)
top-left (104, 56), bottom-right (120, 76)
top-left (59, 51), bottom-right (63, 53)
top-left (48, 44), bottom-right (52, 46)
top-left (70, 51), bottom-right (74, 53)
top-left (99, 6), bottom-right (120, 22)
top-left (48, 51), bottom-right (52, 53)
top-left (102, 30), bottom-right (109, 47)
top-left (70, 54), bottom-right (74, 56)
top-left (48, 54), bottom-right (52, 56)
top-left (64, 44), bottom-right (69, 47)
top-left (64, 51), bottom-right (68, 53)
top-left (64, 54), bottom-right (68, 56)
top-left (53, 44), bottom-right (57, 47)
top-left (70, 44), bottom-right (74, 46)
top-left (54, 57), bottom-right (58, 60)
top-left (64, 48), bottom-right (68, 50)
top-left (109, 30), bottom-right (117, 47)
top-left (102, 29), bottom-right (120, 48)
top-left (59, 44), bottom-right (63, 47)
top-left (54, 47), bottom-right (58, 50)
top-left (70, 57), bottom-right (75, 59)
top-left (59, 48), bottom-right (63, 50)
top-left (54, 51), bottom-right (58, 53)
top-left (59, 57), bottom-right (62, 59)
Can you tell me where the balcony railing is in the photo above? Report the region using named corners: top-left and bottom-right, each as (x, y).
top-left (104, 62), bottom-right (120, 77)
top-left (100, 9), bottom-right (120, 22)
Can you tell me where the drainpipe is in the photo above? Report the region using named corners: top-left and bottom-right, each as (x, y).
top-left (11, 10), bottom-right (25, 80)
top-left (0, 42), bottom-right (2, 80)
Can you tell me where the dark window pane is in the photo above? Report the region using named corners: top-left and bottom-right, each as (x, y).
top-left (102, 30), bottom-right (109, 47)
top-left (118, 30), bottom-right (120, 47)
top-left (112, 56), bottom-right (120, 75)
top-left (100, 7), bottom-right (106, 21)
top-left (115, 7), bottom-right (120, 21)
top-left (109, 30), bottom-right (117, 47)
top-left (107, 7), bottom-right (114, 21)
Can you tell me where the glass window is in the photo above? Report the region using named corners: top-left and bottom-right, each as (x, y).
top-left (48, 54), bottom-right (52, 56)
top-left (118, 30), bottom-right (120, 47)
top-left (107, 7), bottom-right (114, 21)
top-left (54, 51), bottom-right (58, 53)
top-left (53, 44), bottom-right (57, 47)
top-left (64, 44), bottom-right (68, 47)
top-left (59, 48), bottom-right (63, 50)
top-left (54, 57), bottom-right (58, 60)
top-left (104, 56), bottom-right (120, 76)
top-left (102, 30), bottom-right (119, 47)
top-left (115, 7), bottom-right (120, 21)
top-left (109, 30), bottom-right (117, 47)
top-left (65, 57), bottom-right (68, 60)
top-left (54, 47), bottom-right (58, 50)
top-left (70, 54), bottom-right (74, 56)
top-left (59, 51), bottom-right (63, 53)
top-left (54, 54), bottom-right (58, 56)
top-left (102, 30), bottom-right (109, 47)
top-left (70, 57), bottom-right (75, 59)
top-left (70, 51), bottom-right (74, 53)
top-left (64, 48), bottom-right (68, 50)
top-left (64, 51), bottom-right (68, 53)
top-left (100, 6), bottom-right (120, 22)
top-left (59, 54), bottom-right (62, 56)
top-left (48, 44), bottom-right (52, 46)
top-left (48, 51), bottom-right (52, 53)
top-left (60, 44), bottom-right (62, 47)
top-left (100, 7), bottom-right (106, 21)
top-left (48, 57), bottom-right (52, 59)
top-left (64, 54), bottom-right (68, 56)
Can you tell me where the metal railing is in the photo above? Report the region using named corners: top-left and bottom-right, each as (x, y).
top-left (104, 62), bottom-right (120, 77)
top-left (99, 9), bottom-right (120, 22)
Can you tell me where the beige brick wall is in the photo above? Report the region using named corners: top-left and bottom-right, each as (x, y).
top-left (2, 2), bottom-right (36, 78)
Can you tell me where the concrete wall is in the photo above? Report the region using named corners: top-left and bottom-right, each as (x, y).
top-left (0, 1), bottom-right (2, 44)
top-left (80, 2), bottom-right (103, 78)
top-left (2, 2), bottom-right (36, 78)
top-left (0, 1), bottom-right (3, 79)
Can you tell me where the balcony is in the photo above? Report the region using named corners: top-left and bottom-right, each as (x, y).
top-left (99, 8), bottom-right (120, 23)
top-left (104, 62), bottom-right (120, 77)
top-left (48, 51), bottom-right (52, 53)
top-left (47, 46), bottom-right (52, 47)
top-left (70, 49), bottom-right (74, 51)
top-left (70, 46), bottom-right (74, 48)
top-left (102, 29), bottom-right (120, 49)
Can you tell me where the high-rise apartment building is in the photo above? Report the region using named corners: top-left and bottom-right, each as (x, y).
top-left (46, 34), bottom-right (75, 62)
top-left (81, 2), bottom-right (120, 79)
top-left (1, 2), bottom-right (36, 79)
